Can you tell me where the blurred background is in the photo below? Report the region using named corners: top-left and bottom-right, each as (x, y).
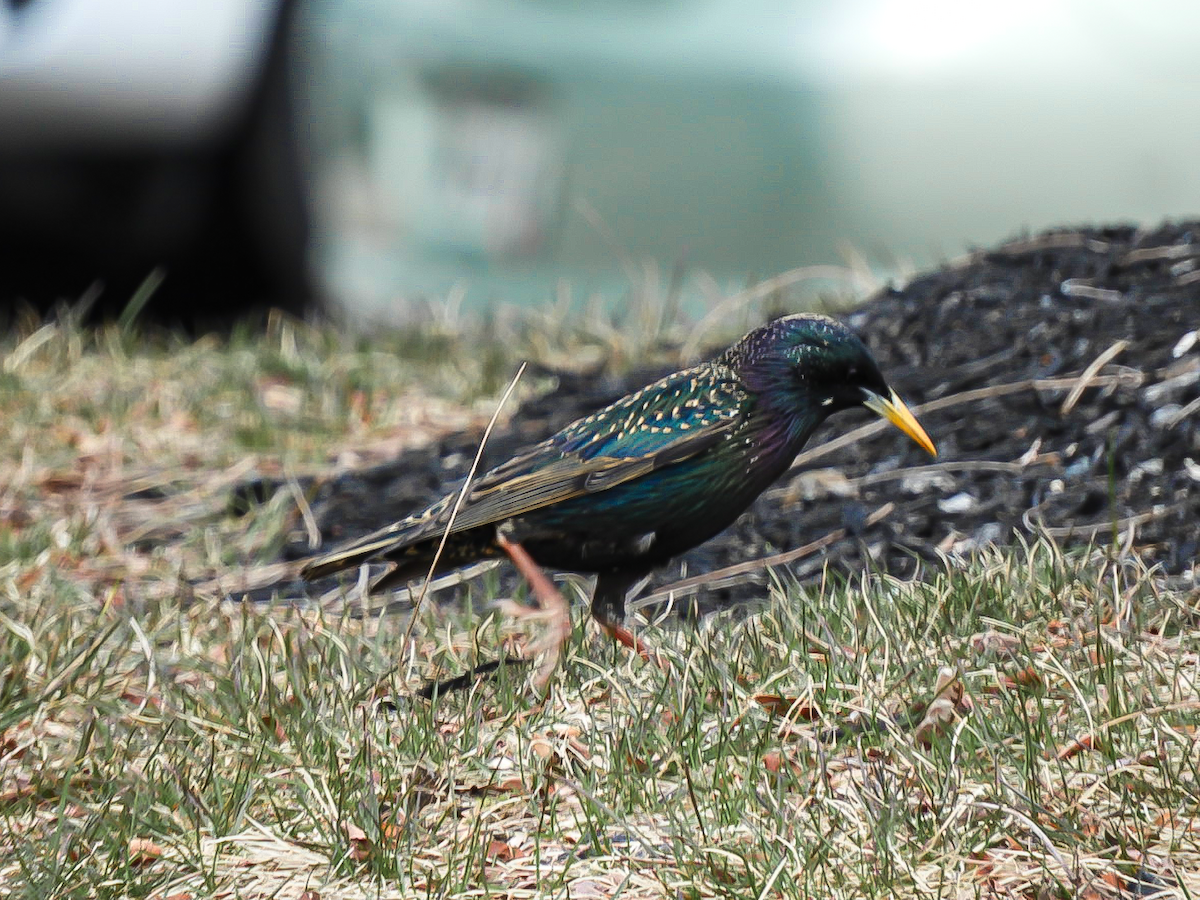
top-left (2, 0), bottom-right (1198, 324)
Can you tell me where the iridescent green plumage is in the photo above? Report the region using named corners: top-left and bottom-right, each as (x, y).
top-left (302, 314), bottom-right (936, 676)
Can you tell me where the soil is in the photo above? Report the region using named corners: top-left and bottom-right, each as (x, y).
top-left (274, 221), bottom-right (1200, 614)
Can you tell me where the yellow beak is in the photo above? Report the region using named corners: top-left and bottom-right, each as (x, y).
top-left (862, 388), bottom-right (937, 457)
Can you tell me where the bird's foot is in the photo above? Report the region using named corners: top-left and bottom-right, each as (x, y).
top-left (491, 597), bottom-right (572, 669)
top-left (495, 534), bottom-right (573, 692)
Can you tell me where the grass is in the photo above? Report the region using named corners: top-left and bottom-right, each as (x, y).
top-left (1, 300), bottom-right (1198, 899)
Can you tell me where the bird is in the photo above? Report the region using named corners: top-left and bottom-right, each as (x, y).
top-left (301, 314), bottom-right (936, 689)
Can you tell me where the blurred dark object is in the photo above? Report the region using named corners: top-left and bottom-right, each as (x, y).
top-left (0, 0), bottom-right (314, 325)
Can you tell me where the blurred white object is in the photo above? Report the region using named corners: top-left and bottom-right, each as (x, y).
top-left (0, 0), bottom-right (279, 147)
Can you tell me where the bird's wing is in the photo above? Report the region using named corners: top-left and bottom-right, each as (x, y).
top-left (301, 366), bottom-right (746, 578)
top-left (446, 365), bottom-right (747, 530)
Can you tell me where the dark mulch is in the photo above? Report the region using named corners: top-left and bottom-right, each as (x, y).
top-left (269, 221), bottom-right (1200, 614)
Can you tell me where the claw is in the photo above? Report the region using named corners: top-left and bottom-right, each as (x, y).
top-left (495, 534), bottom-right (573, 692)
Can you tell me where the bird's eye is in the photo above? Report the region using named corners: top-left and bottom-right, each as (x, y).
top-left (846, 366), bottom-right (859, 378)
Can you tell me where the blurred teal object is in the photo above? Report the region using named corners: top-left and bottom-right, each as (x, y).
top-left (295, 0), bottom-right (1200, 319)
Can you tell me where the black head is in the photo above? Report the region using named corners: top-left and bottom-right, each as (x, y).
top-left (723, 314), bottom-right (936, 455)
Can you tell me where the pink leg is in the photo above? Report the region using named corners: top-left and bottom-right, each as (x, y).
top-left (493, 534), bottom-right (573, 691)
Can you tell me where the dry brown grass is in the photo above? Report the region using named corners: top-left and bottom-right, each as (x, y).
top-left (1, 308), bottom-right (1198, 899)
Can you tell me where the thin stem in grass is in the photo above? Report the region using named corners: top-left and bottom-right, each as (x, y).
top-left (116, 267), bottom-right (167, 334)
top-left (400, 362), bottom-right (528, 656)
top-left (969, 800), bottom-right (1073, 886)
top-left (681, 758), bottom-right (711, 849)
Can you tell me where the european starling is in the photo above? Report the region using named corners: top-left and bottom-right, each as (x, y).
top-left (302, 314), bottom-right (936, 688)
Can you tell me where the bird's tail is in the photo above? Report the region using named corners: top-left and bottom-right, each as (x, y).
top-left (299, 516), bottom-right (430, 581)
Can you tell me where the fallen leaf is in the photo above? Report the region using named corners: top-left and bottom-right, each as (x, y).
top-left (762, 751), bottom-right (801, 774)
top-left (344, 822), bottom-right (371, 861)
top-left (566, 737), bottom-right (592, 760)
top-left (257, 378), bottom-right (304, 415)
top-left (1080, 811), bottom-right (1103, 837)
top-left (913, 698), bottom-right (957, 748)
top-left (970, 630), bottom-right (1023, 656)
top-left (1049, 733), bottom-right (1094, 761)
top-left (120, 690), bottom-right (163, 712)
top-left (966, 850), bottom-right (994, 880)
top-left (995, 665), bottom-right (1043, 692)
top-left (0, 772), bottom-right (35, 803)
top-left (1154, 809), bottom-right (1179, 830)
top-left (380, 819), bottom-right (406, 844)
top-left (260, 715), bottom-right (288, 743)
top-left (462, 770), bottom-right (527, 795)
top-left (128, 837), bottom-right (164, 866)
top-left (933, 666), bottom-right (964, 705)
top-left (565, 878), bottom-right (612, 899)
top-left (754, 694), bottom-right (817, 720)
top-left (486, 840), bottom-right (516, 862)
